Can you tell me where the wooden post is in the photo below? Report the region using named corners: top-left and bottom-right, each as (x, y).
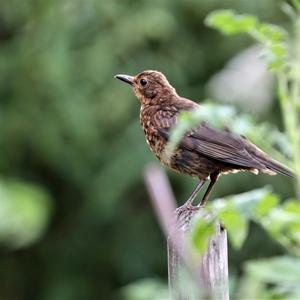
top-left (144, 164), bottom-right (229, 300)
top-left (168, 210), bottom-right (229, 299)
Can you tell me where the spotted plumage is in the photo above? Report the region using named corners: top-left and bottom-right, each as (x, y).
top-left (115, 70), bottom-right (294, 210)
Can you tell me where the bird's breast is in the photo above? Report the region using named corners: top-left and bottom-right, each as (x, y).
top-left (140, 107), bottom-right (169, 163)
top-left (141, 120), bottom-right (166, 158)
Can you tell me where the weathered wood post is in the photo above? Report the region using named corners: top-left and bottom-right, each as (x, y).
top-left (144, 164), bottom-right (229, 300)
top-left (168, 211), bottom-right (228, 299)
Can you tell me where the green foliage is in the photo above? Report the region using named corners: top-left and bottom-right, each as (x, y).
top-left (184, 3), bottom-right (300, 299)
top-left (206, 9), bottom-right (288, 71)
top-left (190, 188), bottom-right (300, 254)
top-left (0, 0), bottom-right (295, 299)
top-left (205, 7), bottom-right (300, 191)
top-left (218, 203), bottom-right (248, 250)
top-left (0, 179), bottom-right (52, 249)
top-left (121, 278), bottom-right (169, 300)
top-left (189, 189), bottom-right (300, 298)
top-left (260, 200), bottom-right (300, 256)
top-left (292, 0), bottom-right (300, 14)
top-left (191, 211), bottom-right (216, 254)
top-left (240, 256), bottom-right (300, 299)
top-left (205, 10), bottom-right (258, 35)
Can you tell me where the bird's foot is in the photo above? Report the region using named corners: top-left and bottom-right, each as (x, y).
top-left (175, 203), bottom-right (199, 216)
top-left (175, 203), bottom-right (200, 226)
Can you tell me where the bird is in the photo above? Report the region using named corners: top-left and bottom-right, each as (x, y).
top-left (115, 70), bottom-right (294, 212)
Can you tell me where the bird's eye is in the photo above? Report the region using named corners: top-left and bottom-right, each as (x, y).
top-left (140, 78), bottom-right (147, 86)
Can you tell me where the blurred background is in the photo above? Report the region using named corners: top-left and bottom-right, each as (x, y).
top-left (0, 1), bottom-right (294, 299)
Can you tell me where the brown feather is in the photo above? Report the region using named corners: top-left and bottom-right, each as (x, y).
top-left (115, 70), bottom-right (295, 207)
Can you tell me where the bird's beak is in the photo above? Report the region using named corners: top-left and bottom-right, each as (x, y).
top-left (114, 74), bottom-right (134, 86)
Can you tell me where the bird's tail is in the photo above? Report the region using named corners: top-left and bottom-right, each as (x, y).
top-left (246, 141), bottom-right (295, 178)
top-left (262, 158), bottom-right (295, 178)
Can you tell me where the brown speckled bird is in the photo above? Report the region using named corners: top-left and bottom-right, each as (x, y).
top-left (115, 70), bottom-right (294, 211)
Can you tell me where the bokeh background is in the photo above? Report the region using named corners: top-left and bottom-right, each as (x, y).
top-left (0, 1), bottom-right (294, 299)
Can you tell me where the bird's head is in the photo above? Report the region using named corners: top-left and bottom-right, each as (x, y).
top-left (115, 70), bottom-right (177, 105)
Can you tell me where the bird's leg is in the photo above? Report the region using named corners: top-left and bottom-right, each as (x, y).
top-left (198, 173), bottom-right (219, 207)
top-left (175, 179), bottom-right (205, 214)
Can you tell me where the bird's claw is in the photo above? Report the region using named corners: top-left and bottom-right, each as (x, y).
top-left (175, 203), bottom-right (199, 216)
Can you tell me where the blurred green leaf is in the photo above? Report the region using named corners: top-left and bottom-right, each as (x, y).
top-left (292, 0), bottom-right (300, 14)
top-left (259, 206), bottom-right (300, 255)
top-left (191, 213), bottom-right (216, 254)
top-left (239, 256), bottom-right (300, 299)
top-left (0, 179), bottom-right (52, 249)
top-left (206, 9), bottom-right (288, 71)
top-left (205, 10), bottom-right (257, 35)
top-left (283, 200), bottom-right (300, 214)
top-left (191, 188), bottom-right (279, 253)
top-left (191, 188), bottom-right (285, 252)
top-left (212, 188), bottom-right (270, 249)
top-left (255, 192), bottom-right (280, 217)
top-left (121, 279), bottom-right (169, 300)
top-left (257, 24), bottom-right (287, 42)
top-left (219, 204), bottom-right (249, 250)
top-left (246, 256), bottom-right (300, 286)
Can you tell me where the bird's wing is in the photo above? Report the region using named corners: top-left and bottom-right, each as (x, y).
top-left (154, 102), bottom-right (294, 177)
top-left (157, 122), bottom-right (266, 170)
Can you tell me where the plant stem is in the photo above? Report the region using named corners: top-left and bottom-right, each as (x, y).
top-left (277, 16), bottom-right (300, 196)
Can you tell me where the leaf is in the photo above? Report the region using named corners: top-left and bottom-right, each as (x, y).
top-left (262, 42), bottom-right (287, 71)
top-left (0, 179), bottom-right (52, 249)
top-left (219, 203), bottom-right (249, 250)
top-left (210, 188), bottom-right (273, 250)
top-left (245, 256), bottom-right (300, 285)
top-left (255, 192), bottom-right (280, 217)
top-left (283, 200), bottom-right (300, 214)
top-left (257, 24), bottom-right (287, 42)
top-left (226, 187), bottom-right (271, 219)
top-left (205, 10), bottom-right (257, 35)
top-left (121, 279), bottom-right (170, 300)
top-left (191, 214), bottom-right (216, 254)
top-left (243, 256), bottom-right (300, 299)
top-left (258, 206), bottom-right (300, 255)
top-left (205, 10), bottom-right (288, 71)
top-left (291, 0), bottom-right (300, 14)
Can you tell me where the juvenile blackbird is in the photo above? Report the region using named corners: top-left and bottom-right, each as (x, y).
top-left (115, 70), bottom-right (294, 211)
